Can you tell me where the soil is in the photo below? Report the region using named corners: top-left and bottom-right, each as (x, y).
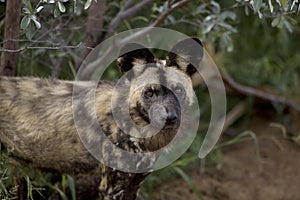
top-left (152, 115), bottom-right (300, 200)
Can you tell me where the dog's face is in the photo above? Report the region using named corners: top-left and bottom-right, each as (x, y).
top-left (115, 38), bottom-right (203, 149)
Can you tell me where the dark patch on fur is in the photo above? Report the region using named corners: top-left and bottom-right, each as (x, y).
top-left (0, 87), bottom-right (5, 94)
top-left (98, 112), bottom-right (114, 137)
top-left (186, 63), bottom-right (197, 76)
top-left (35, 80), bottom-right (45, 89)
top-left (118, 43), bottom-right (155, 73)
top-left (71, 138), bottom-right (78, 144)
top-left (104, 124), bottom-right (112, 136)
top-left (8, 77), bottom-right (18, 84)
top-left (166, 37), bottom-right (203, 76)
top-left (134, 102), bottom-right (150, 123)
top-left (165, 52), bottom-right (179, 68)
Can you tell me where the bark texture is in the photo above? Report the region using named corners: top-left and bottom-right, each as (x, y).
top-left (0, 0), bottom-right (22, 76)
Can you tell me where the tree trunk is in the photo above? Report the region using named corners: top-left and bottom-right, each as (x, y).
top-left (1, 1), bottom-right (23, 198)
top-left (76, 0), bottom-right (106, 71)
top-left (0, 0), bottom-right (22, 76)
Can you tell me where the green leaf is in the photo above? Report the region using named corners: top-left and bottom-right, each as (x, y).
top-left (268, 0), bottom-right (274, 13)
top-left (58, 1), bottom-right (66, 13)
top-left (202, 23), bottom-right (214, 34)
top-left (67, 175), bottom-right (76, 200)
top-left (252, 0), bottom-right (262, 12)
top-left (211, 0), bottom-right (221, 13)
top-left (30, 15), bottom-right (41, 29)
top-left (285, 16), bottom-right (298, 25)
top-left (244, 5), bottom-right (250, 16)
top-left (283, 18), bottom-right (293, 32)
top-left (221, 33), bottom-right (234, 52)
top-left (22, 7), bottom-right (31, 15)
top-left (32, 18), bottom-right (41, 29)
top-left (54, 6), bottom-right (61, 18)
top-left (132, 16), bottom-right (149, 23)
top-left (167, 15), bottom-right (176, 24)
top-left (271, 17), bottom-right (281, 27)
top-left (258, 10), bottom-right (263, 18)
top-left (73, 0), bottom-right (83, 16)
top-left (84, 0), bottom-right (92, 10)
top-left (20, 15), bottom-right (31, 29)
top-left (174, 167), bottom-right (204, 200)
top-left (68, 60), bottom-right (77, 79)
top-left (291, 0), bottom-right (297, 10)
top-left (221, 11), bottom-right (237, 21)
top-left (61, 175), bottom-right (66, 191)
top-left (279, 0), bottom-right (289, 8)
top-left (25, 24), bottom-right (35, 40)
top-left (35, 6), bottom-right (44, 13)
top-left (23, 0), bottom-right (33, 13)
top-left (51, 185), bottom-right (68, 200)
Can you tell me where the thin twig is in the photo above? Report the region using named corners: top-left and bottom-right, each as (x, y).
top-left (223, 101), bottom-right (247, 131)
top-left (123, 0), bottom-right (135, 10)
top-left (106, 0), bottom-right (155, 35)
top-left (0, 0), bottom-right (192, 78)
top-left (0, 43), bottom-right (93, 53)
top-left (78, 0), bottom-right (192, 80)
top-left (221, 67), bottom-right (300, 112)
top-left (151, 0), bottom-right (192, 27)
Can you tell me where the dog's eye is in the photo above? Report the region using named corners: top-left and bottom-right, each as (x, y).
top-left (144, 89), bottom-right (154, 98)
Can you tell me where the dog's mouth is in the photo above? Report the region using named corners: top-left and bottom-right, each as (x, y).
top-left (150, 114), bottom-right (180, 131)
top-left (162, 117), bottom-right (180, 130)
top-left (161, 124), bottom-right (179, 131)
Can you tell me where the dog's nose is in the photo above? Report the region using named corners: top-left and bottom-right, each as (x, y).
top-left (165, 113), bottom-right (177, 124)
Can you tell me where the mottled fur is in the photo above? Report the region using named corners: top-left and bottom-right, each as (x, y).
top-left (0, 38), bottom-right (203, 199)
top-left (0, 77), bottom-right (102, 172)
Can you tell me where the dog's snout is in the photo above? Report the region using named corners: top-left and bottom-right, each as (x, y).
top-left (165, 112), bottom-right (177, 124)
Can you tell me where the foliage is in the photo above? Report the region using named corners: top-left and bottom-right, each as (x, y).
top-left (20, 0), bottom-right (92, 37)
top-left (0, 0), bottom-right (300, 199)
top-left (0, 146), bottom-right (76, 200)
top-left (0, 146), bottom-right (17, 200)
top-left (223, 10), bottom-right (300, 99)
top-left (5, 0), bottom-right (297, 80)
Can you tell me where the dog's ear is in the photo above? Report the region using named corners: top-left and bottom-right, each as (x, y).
top-left (117, 43), bottom-right (155, 73)
top-left (166, 37), bottom-right (203, 77)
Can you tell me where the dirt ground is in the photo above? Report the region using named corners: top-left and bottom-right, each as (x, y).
top-left (152, 114), bottom-right (300, 200)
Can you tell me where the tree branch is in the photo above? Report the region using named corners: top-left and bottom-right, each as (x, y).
top-left (123, 0), bottom-right (135, 10)
top-left (0, 43), bottom-right (92, 53)
top-left (79, 0), bottom-right (192, 80)
top-left (151, 0), bottom-right (192, 27)
top-left (105, 0), bottom-right (155, 36)
top-left (221, 68), bottom-right (300, 112)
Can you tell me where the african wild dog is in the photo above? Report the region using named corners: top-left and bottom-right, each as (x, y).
top-left (0, 37), bottom-right (203, 199)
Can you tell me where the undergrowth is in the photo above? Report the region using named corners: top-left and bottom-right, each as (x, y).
top-left (0, 145), bottom-right (75, 200)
